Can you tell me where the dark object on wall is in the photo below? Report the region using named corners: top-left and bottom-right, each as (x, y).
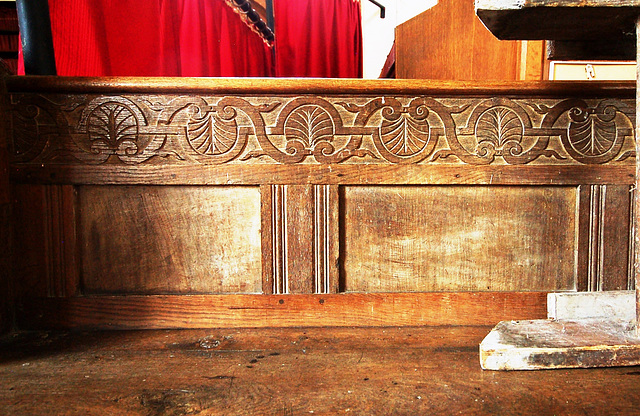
top-left (368, 0), bottom-right (386, 18)
top-left (16, 0), bottom-right (56, 75)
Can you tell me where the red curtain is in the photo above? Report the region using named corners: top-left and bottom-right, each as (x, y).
top-left (160, 0), bottom-right (274, 77)
top-left (19, 0), bottom-right (274, 77)
top-left (19, 0), bottom-right (363, 78)
top-left (273, 0), bottom-right (362, 78)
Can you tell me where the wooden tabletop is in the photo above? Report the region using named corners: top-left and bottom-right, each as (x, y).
top-left (475, 0), bottom-right (640, 40)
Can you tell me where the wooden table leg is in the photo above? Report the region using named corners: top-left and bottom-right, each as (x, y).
top-left (481, 33), bottom-right (640, 364)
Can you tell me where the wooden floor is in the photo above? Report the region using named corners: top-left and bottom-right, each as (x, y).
top-left (1, 326), bottom-right (639, 415)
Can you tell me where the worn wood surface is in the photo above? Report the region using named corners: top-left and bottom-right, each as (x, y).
top-left (17, 181), bottom-right (635, 303)
top-left (5, 76), bottom-right (637, 330)
top-left (395, 0), bottom-right (522, 80)
top-left (0, 67), bottom-right (9, 333)
top-left (480, 319), bottom-right (640, 370)
top-left (520, 40), bottom-right (546, 81)
top-left (636, 15), bottom-right (640, 336)
top-left (341, 186), bottom-right (577, 292)
top-left (475, 0), bottom-right (640, 40)
top-left (7, 82), bottom-right (635, 176)
top-left (1, 326), bottom-right (640, 415)
top-left (576, 184), bottom-right (635, 292)
top-left (79, 186), bottom-right (262, 295)
top-left (17, 292), bottom-right (548, 330)
top-left (7, 76), bottom-right (635, 96)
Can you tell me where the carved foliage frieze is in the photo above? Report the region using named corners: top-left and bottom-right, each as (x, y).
top-left (9, 93), bottom-right (635, 166)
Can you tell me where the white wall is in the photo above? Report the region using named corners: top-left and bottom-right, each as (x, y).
top-left (361, 0), bottom-right (437, 79)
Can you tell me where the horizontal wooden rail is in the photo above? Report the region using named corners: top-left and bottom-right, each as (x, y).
top-left (18, 292), bottom-right (549, 330)
top-left (12, 164), bottom-right (635, 186)
top-left (7, 78), bottom-right (636, 186)
top-left (4, 76), bottom-right (636, 96)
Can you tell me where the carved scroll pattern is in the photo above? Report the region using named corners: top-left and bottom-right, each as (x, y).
top-left (9, 94), bottom-right (635, 166)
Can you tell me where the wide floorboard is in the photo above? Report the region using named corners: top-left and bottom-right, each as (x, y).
top-left (1, 326), bottom-right (639, 415)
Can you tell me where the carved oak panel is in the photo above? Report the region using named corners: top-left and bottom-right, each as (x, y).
top-left (79, 186), bottom-right (262, 294)
top-left (341, 185), bottom-right (578, 292)
top-left (9, 94), bottom-right (635, 167)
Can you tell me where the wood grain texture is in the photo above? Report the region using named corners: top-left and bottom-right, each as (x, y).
top-left (79, 186), bottom-right (262, 295)
top-left (4, 76), bottom-right (635, 96)
top-left (11, 184), bottom-right (77, 299)
top-left (600, 185), bottom-right (634, 290)
top-left (2, 326), bottom-right (640, 415)
top-left (10, 164), bottom-right (636, 186)
top-left (16, 292), bottom-right (548, 330)
top-left (280, 185), bottom-right (314, 294)
top-left (261, 184), bottom-right (339, 295)
top-left (341, 186), bottom-right (578, 292)
top-left (0, 68), bottom-right (9, 333)
top-left (480, 319), bottom-right (640, 370)
top-left (5, 76), bottom-right (638, 331)
top-left (636, 16), bottom-right (640, 336)
top-left (7, 84), bottom-right (636, 174)
top-left (520, 41), bottom-right (546, 81)
top-left (573, 184), bottom-right (635, 292)
top-left (396, 0), bottom-right (521, 80)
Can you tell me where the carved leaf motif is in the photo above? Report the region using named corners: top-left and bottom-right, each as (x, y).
top-left (187, 113), bottom-right (238, 155)
top-left (87, 102), bottom-right (138, 149)
top-left (284, 105), bottom-right (334, 148)
top-left (476, 107), bottom-right (523, 147)
top-left (380, 113), bottom-right (429, 156)
top-left (12, 105), bottom-right (47, 156)
top-left (568, 116), bottom-right (616, 157)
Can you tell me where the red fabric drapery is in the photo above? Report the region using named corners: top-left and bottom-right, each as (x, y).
top-left (160, 0), bottom-right (274, 77)
top-left (274, 0), bottom-right (362, 78)
top-left (19, 0), bottom-right (274, 77)
top-left (19, 0), bottom-right (362, 78)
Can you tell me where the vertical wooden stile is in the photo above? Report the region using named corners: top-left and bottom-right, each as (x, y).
top-left (635, 16), bottom-right (640, 336)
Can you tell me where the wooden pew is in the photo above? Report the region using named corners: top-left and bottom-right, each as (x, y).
top-left (4, 76), bottom-right (635, 333)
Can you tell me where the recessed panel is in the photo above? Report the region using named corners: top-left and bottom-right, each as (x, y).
top-left (342, 186), bottom-right (577, 292)
top-left (80, 186), bottom-right (261, 294)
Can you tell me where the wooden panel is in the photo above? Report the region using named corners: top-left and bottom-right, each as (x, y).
top-left (11, 185), bottom-right (48, 299)
top-left (79, 186), bottom-right (262, 294)
top-left (7, 81), bottom-right (635, 178)
top-left (520, 41), bottom-right (546, 80)
top-left (396, 0), bottom-right (521, 80)
top-left (576, 185), bottom-right (634, 291)
top-left (4, 77), bottom-right (637, 331)
top-left (11, 164), bottom-right (636, 187)
top-left (341, 186), bottom-right (577, 292)
top-left (12, 184), bottom-right (78, 299)
top-left (261, 184), bottom-right (339, 294)
top-left (282, 185), bottom-right (314, 294)
top-left (0, 72), bottom-right (9, 333)
top-left (17, 292), bottom-right (548, 329)
top-left (597, 185), bottom-right (633, 291)
top-left (0, 194), bottom-right (9, 333)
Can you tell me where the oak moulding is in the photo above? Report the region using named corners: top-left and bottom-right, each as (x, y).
top-left (4, 76), bottom-right (636, 98)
